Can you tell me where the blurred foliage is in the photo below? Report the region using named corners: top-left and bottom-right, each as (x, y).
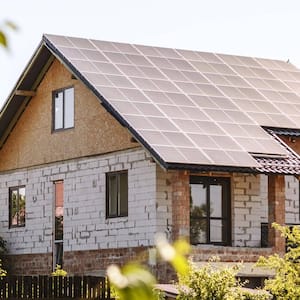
top-left (0, 20), bottom-right (17, 49)
top-left (257, 223), bottom-right (300, 299)
top-left (51, 264), bottom-right (67, 277)
top-left (0, 260), bottom-right (7, 278)
top-left (107, 263), bottom-right (160, 300)
top-left (177, 257), bottom-right (270, 300)
top-left (107, 235), bottom-right (190, 300)
top-left (107, 234), bottom-right (271, 299)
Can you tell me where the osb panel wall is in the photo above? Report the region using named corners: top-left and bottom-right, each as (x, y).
top-left (0, 59), bottom-right (137, 171)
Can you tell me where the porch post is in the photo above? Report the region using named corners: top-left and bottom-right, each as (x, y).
top-left (268, 174), bottom-right (285, 253)
top-left (171, 170), bottom-right (190, 242)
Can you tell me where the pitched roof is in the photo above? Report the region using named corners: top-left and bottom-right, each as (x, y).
top-left (2, 34), bottom-right (300, 174)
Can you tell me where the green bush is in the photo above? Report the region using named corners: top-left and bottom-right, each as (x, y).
top-left (257, 223), bottom-right (300, 300)
top-left (51, 264), bottom-right (67, 277)
top-left (177, 258), bottom-right (270, 300)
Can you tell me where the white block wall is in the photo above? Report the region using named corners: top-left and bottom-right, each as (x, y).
top-left (285, 175), bottom-right (300, 224)
top-left (155, 168), bottom-right (173, 239)
top-left (233, 173), bottom-right (264, 247)
top-left (233, 174), bottom-right (300, 247)
top-left (0, 148), bottom-right (160, 255)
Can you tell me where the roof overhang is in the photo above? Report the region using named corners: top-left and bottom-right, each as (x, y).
top-left (0, 42), bottom-right (54, 148)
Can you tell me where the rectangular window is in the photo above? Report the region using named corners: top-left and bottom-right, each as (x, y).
top-left (106, 171), bottom-right (128, 218)
top-left (190, 176), bottom-right (231, 245)
top-left (54, 181), bottom-right (64, 268)
top-left (9, 186), bottom-right (26, 228)
top-left (53, 87), bottom-right (74, 131)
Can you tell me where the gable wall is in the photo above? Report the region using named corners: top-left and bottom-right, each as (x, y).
top-left (0, 59), bottom-right (136, 172)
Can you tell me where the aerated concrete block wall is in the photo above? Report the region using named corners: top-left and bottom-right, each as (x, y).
top-left (0, 148), bottom-right (158, 255)
top-left (233, 174), bottom-right (300, 248)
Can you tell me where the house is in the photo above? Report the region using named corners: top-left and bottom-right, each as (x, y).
top-left (0, 34), bottom-right (300, 282)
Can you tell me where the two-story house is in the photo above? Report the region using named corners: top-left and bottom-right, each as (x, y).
top-left (0, 34), bottom-right (300, 282)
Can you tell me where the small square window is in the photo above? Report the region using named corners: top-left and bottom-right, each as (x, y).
top-left (106, 171), bottom-right (128, 218)
top-left (9, 186), bottom-right (26, 228)
top-left (52, 87), bottom-right (74, 131)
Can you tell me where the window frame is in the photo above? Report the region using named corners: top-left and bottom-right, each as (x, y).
top-left (53, 180), bottom-right (64, 269)
top-left (106, 171), bottom-right (128, 219)
top-left (190, 176), bottom-right (231, 246)
top-left (52, 86), bottom-right (75, 132)
top-left (9, 186), bottom-right (26, 228)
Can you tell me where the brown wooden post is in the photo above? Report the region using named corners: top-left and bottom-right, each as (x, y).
top-left (171, 170), bottom-right (190, 242)
top-left (268, 174), bottom-right (286, 253)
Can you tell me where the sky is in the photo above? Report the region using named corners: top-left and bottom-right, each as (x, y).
top-left (1, 0), bottom-right (300, 108)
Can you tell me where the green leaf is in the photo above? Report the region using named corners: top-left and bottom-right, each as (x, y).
top-left (0, 31), bottom-right (7, 47)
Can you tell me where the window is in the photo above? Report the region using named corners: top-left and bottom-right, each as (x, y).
top-left (106, 171), bottom-right (128, 218)
top-left (53, 87), bottom-right (74, 131)
top-left (54, 181), bottom-right (64, 268)
top-left (190, 176), bottom-right (231, 245)
top-left (9, 186), bottom-right (26, 228)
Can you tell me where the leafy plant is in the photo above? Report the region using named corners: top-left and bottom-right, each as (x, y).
top-left (107, 263), bottom-right (161, 300)
top-left (0, 260), bottom-right (7, 278)
top-left (177, 258), bottom-right (270, 300)
top-left (51, 264), bottom-right (67, 277)
top-left (257, 223), bottom-right (300, 300)
top-left (108, 234), bottom-right (271, 300)
top-left (0, 20), bottom-right (17, 49)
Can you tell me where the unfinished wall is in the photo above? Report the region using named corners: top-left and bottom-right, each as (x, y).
top-left (285, 175), bottom-right (300, 224)
top-left (233, 173), bottom-right (299, 248)
top-left (155, 167), bottom-right (173, 238)
top-left (232, 173), bottom-right (266, 247)
top-left (0, 148), bottom-right (159, 256)
top-left (260, 175), bottom-right (299, 224)
top-left (0, 59), bottom-right (136, 171)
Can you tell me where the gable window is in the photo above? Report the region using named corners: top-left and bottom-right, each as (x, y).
top-left (53, 87), bottom-right (74, 131)
top-left (190, 176), bottom-right (231, 245)
top-left (106, 171), bottom-right (128, 218)
top-left (9, 186), bottom-right (26, 228)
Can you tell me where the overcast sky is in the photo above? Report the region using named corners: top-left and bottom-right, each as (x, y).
top-left (1, 0), bottom-right (300, 108)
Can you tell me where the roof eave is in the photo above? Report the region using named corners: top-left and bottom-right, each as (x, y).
top-left (0, 41), bottom-right (54, 149)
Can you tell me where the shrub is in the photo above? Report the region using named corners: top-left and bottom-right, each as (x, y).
top-left (257, 223), bottom-right (300, 300)
top-left (51, 265), bottom-right (67, 277)
top-left (177, 257), bottom-right (271, 300)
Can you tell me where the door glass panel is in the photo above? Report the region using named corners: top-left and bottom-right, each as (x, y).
top-left (55, 182), bottom-right (64, 241)
top-left (190, 218), bottom-right (207, 244)
top-left (54, 242), bottom-right (63, 267)
top-left (190, 183), bottom-right (207, 216)
top-left (210, 219), bottom-right (222, 242)
top-left (210, 184), bottom-right (222, 218)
